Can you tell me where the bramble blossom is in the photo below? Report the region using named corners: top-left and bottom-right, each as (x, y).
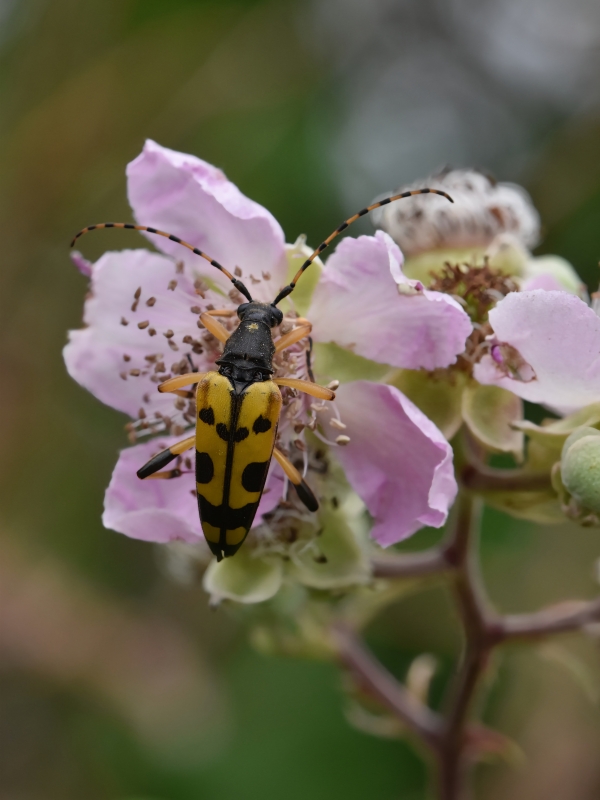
top-left (366, 169), bottom-right (589, 466)
top-left (64, 141), bottom-right (474, 601)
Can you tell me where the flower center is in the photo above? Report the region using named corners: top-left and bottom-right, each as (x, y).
top-left (428, 260), bottom-right (519, 375)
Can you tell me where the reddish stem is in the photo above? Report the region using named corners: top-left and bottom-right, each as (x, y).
top-left (353, 490), bottom-right (600, 800)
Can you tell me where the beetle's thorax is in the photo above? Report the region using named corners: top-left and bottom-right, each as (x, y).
top-left (216, 302), bottom-right (280, 390)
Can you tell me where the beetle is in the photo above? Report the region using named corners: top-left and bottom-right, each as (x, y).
top-left (72, 186), bottom-right (452, 560)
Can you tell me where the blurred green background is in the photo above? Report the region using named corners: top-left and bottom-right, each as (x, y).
top-left (2, 1), bottom-right (600, 798)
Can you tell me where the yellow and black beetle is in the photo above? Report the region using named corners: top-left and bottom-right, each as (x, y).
top-left (72, 186), bottom-right (452, 560)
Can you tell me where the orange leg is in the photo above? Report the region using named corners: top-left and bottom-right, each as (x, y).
top-left (199, 312), bottom-right (230, 343)
top-left (158, 372), bottom-right (206, 393)
top-left (272, 448), bottom-right (318, 512)
top-left (274, 323), bottom-right (312, 353)
top-left (137, 435), bottom-right (196, 479)
top-left (275, 377), bottom-right (335, 401)
top-left (204, 308), bottom-right (237, 317)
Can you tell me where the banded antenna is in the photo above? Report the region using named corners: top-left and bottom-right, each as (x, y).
top-left (70, 222), bottom-right (253, 303)
top-left (271, 188), bottom-right (454, 306)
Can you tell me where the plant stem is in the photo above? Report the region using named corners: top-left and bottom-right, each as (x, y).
top-left (332, 623), bottom-right (444, 752)
top-left (371, 548), bottom-right (449, 579)
top-left (438, 493), bottom-right (492, 800)
top-left (461, 463), bottom-right (551, 492)
top-left (353, 491), bottom-right (600, 799)
top-left (498, 597), bottom-right (600, 640)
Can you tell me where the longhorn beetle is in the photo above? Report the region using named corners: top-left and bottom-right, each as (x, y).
top-left (72, 187), bottom-right (453, 560)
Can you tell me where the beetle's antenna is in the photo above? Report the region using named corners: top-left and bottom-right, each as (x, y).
top-left (70, 222), bottom-right (254, 302)
top-left (271, 188), bottom-right (454, 306)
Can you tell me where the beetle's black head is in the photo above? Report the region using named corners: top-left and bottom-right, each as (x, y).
top-left (236, 301), bottom-right (283, 328)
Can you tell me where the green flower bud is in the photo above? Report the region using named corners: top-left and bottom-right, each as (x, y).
top-left (561, 428), bottom-right (600, 513)
top-left (562, 426), bottom-right (600, 459)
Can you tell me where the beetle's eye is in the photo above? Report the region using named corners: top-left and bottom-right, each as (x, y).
top-left (237, 303), bottom-right (250, 319)
top-left (270, 306), bottom-right (283, 327)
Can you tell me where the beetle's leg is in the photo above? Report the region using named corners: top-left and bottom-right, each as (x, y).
top-left (272, 448), bottom-right (318, 512)
top-left (137, 435), bottom-right (196, 479)
top-left (199, 312), bottom-right (230, 343)
top-left (275, 377), bottom-right (335, 401)
top-left (158, 372), bottom-right (206, 393)
top-left (274, 322), bottom-right (312, 353)
top-left (204, 308), bottom-right (237, 317)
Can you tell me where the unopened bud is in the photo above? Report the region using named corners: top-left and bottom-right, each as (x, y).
top-left (561, 427), bottom-right (600, 513)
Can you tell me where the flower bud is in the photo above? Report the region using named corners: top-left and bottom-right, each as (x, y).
top-left (561, 428), bottom-right (600, 513)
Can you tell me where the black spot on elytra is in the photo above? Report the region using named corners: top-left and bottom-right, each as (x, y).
top-left (252, 415), bottom-right (272, 434)
top-left (216, 423), bottom-right (229, 441)
top-left (197, 495), bottom-right (260, 542)
top-left (195, 452), bottom-right (214, 483)
top-left (241, 461), bottom-right (269, 493)
top-left (234, 426), bottom-right (249, 442)
top-left (199, 407), bottom-right (215, 425)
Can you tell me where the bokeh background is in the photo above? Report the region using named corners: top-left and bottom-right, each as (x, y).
top-left (2, 0), bottom-right (600, 798)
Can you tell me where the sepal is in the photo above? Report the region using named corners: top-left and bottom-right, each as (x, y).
top-left (203, 549), bottom-right (283, 604)
top-left (462, 383), bottom-right (524, 462)
top-left (287, 499), bottom-right (371, 590)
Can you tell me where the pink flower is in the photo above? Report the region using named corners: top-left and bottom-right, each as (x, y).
top-left (474, 290), bottom-right (600, 415)
top-left (65, 140), bottom-right (472, 551)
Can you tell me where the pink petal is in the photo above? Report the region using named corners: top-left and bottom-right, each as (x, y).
top-left (103, 437), bottom-right (202, 544)
top-left (127, 140), bottom-right (288, 303)
top-left (308, 232), bottom-right (472, 370)
top-left (104, 439), bottom-right (284, 545)
top-left (64, 249), bottom-right (220, 419)
top-left (474, 290), bottom-right (600, 414)
top-left (333, 382), bottom-right (457, 545)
